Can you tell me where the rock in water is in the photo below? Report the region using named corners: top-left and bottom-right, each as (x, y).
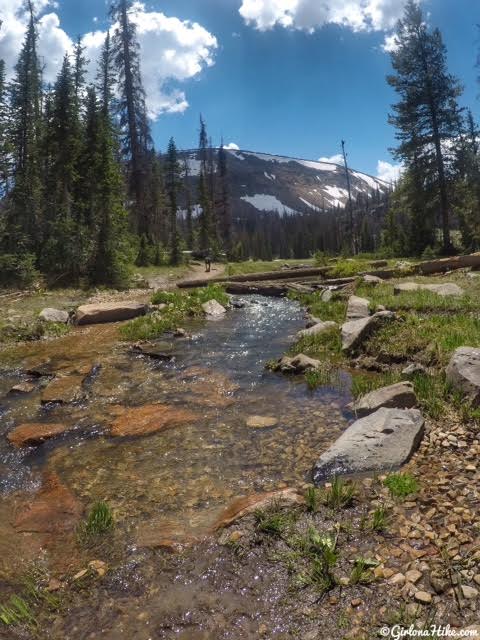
top-left (349, 381), bottom-right (417, 417)
top-left (39, 308), bottom-right (70, 323)
top-left (75, 302), bottom-right (148, 325)
top-left (41, 375), bottom-right (86, 404)
top-left (7, 423), bottom-right (69, 448)
top-left (109, 403), bottom-right (197, 437)
top-left (346, 296), bottom-right (370, 320)
top-left (201, 299), bottom-right (227, 317)
top-left (297, 321), bottom-right (338, 339)
top-left (131, 342), bottom-right (175, 360)
top-left (446, 347), bottom-right (480, 406)
top-left (313, 407), bottom-right (425, 484)
top-left (341, 311), bottom-right (396, 352)
top-left (246, 416), bottom-right (278, 428)
top-left (276, 353), bottom-right (321, 373)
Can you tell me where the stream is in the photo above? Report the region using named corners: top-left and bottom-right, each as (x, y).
top-left (0, 295), bottom-right (354, 636)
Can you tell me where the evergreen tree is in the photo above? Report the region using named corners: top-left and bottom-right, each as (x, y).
top-left (387, 0), bottom-right (463, 254)
top-left (183, 157), bottom-right (194, 250)
top-left (197, 115), bottom-right (213, 252)
top-left (6, 0), bottom-right (42, 253)
top-left (110, 0), bottom-right (153, 237)
top-left (165, 137), bottom-right (181, 265)
top-left (0, 57), bottom-right (12, 197)
top-left (217, 142), bottom-right (233, 257)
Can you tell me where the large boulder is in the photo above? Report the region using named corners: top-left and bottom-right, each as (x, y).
top-left (201, 299), bottom-right (227, 317)
top-left (346, 296), bottom-right (370, 320)
top-left (341, 311), bottom-right (396, 352)
top-left (276, 353), bottom-right (321, 373)
top-left (363, 275), bottom-right (384, 286)
top-left (394, 282), bottom-right (464, 297)
top-left (75, 302), bottom-right (148, 325)
top-left (349, 381), bottom-right (417, 417)
top-left (7, 423), bottom-right (69, 448)
top-left (39, 308), bottom-right (70, 323)
top-left (297, 320), bottom-right (338, 339)
top-left (446, 347), bottom-right (480, 406)
top-left (313, 408), bottom-right (425, 484)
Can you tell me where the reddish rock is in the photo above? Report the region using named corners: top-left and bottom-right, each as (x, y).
top-left (14, 472), bottom-right (82, 534)
top-left (75, 301), bottom-right (148, 325)
top-left (109, 403), bottom-right (197, 437)
top-left (41, 375), bottom-right (86, 404)
top-left (9, 382), bottom-right (36, 394)
top-left (136, 519), bottom-right (201, 552)
top-left (7, 423), bottom-right (69, 448)
top-left (211, 488), bottom-right (304, 531)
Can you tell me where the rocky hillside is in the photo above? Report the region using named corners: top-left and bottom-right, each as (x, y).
top-left (181, 149), bottom-right (389, 216)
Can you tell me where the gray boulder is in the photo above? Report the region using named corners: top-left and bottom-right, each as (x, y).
top-left (446, 347), bottom-right (480, 406)
top-left (76, 302), bottom-right (148, 325)
top-left (321, 289), bottom-right (333, 302)
top-left (394, 282), bottom-right (464, 297)
top-left (201, 299), bottom-right (227, 317)
top-left (346, 295), bottom-right (370, 320)
top-left (402, 363), bottom-right (427, 378)
top-left (341, 311), bottom-right (396, 352)
top-left (39, 308), bottom-right (70, 324)
top-left (297, 320), bottom-right (338, 339)
top-left (277, 353), bottom-right (321, 373)
top-left (313, 407), bottom-right (425, 484)
top-left (349, 381), bottom-right (417, 417)
top-left (363, 275), bottom-right (384, 285)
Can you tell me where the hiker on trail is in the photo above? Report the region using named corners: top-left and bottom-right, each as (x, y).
top-left (205, 251), bottom-right (212, 273)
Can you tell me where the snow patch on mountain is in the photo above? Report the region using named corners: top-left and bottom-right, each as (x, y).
top-left (299, 197), bottom-right (320, 211)
top-left (241, 194), bottom-right (297, 215)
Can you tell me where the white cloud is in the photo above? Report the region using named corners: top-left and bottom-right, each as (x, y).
top-left (0, 0), bottom-right (217, 117)
top-left (319, 153), bottom-right (343, 164)
top-left (377, 160), bottom-right (403, 183)
top-left (239, 0), bottom-right (421, 34)
top-left (382, 32), bottom-right (399, 52)
top-left (224, 142), bottom-right (240, 150)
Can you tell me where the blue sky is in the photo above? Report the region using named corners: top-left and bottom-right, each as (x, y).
top-left (1, 0), bottom-right (478, 178)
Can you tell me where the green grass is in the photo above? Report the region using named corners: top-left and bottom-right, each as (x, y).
top-left (254, 504), bottom-right (296, 538)
top-left (120, 284), bottom-right (229, 341)
top-left (305, 486), bottom-right (322, 513)
top-left (363, 312), bottom-right (480, 368)
top-left (305, 362), bottom-right (342, 389)
top-left (0, 569), bottom-right (61, 629)
top-left (369, 505), bottom-right (389, 532)
top-left (289, 329), bottom-right (343, 364)
top-left (357, 281), bottom-right (480, 314)
top-left (290, 292), bottom-right (347, 324)
top-left (323, 477), bottom-right (356, 510)
top-left (349, 558), bottom-right (377, 585)
top-left (81, 501), bottom-right (114, 538)
top-left (225, 259), bottom-right (313, 277)
top-left (383, 473), bottom-right (419, 499)
top-left (0, 319), bottom-right (71, 343)
top-left (350, 371), bottom-right (402, 399)
top-left (0, 596), bottom-right (36, 627)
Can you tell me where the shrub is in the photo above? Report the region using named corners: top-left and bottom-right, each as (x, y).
top-left (0, 253), bottom-right (38, 288)
top-left (383, 473), bottom-right (419, 499)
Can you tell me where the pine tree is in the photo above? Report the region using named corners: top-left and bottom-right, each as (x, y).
top-left (0, 57), bottom-right (12, 197)
top-left (217, 142), bottom-right (233, 257)
top-left (387, 0), bottom-right (463, 254)
top-left (197, 115), bottom-right (213, 252)
top-left (7, 0), bottom-right (42, 253)
top-left (183, 157), bottom-right (194, 250)
top-left (165, 137), bottom-right (181, 265)
top-left (110, 0), bottom-right (153, 237)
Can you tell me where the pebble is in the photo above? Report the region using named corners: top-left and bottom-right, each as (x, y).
top-left (350, 598), bottom-right (362, 608)
top-left (461, 585), bottom-right (478, 600)
top-left (389, 573), bottom-right (406, 586)
top-left (414, 591), bottom-right (432, 604)
top-left (405, 570), bottom-right (422, 584)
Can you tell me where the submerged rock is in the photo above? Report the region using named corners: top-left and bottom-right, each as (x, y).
top-left (349, 381), bottom-right (417, 417)
top-left (313, 407), bottom-right (425, 484)
top-left (394, 282), bottom-right (464, 297)
top-left (7, 423), bottom-right (70, 448)
top-left (341, 311), bottom-right (396, 352)
top-left (446, 347), bottom-right (480, 406)
top-left (202, 299), bottom-right (227, 317)
top-left (131, 341), bottom-right (175, 360)
top-left (39, 308), bottom-right (70, 323)
top-left (15, 472), bottom-right (82, 534)
top-left (109, 403), bottom-right (197, 437)
top-left (245, 416), bottom-right (278, 428)
top-left (9, 382), bottom-right (36, 395)
top-left (211, 488), bottom-right (304, 530)
top-left (346, 295), bottom-right (370, 320)
top-left (75, 301), bottom-right (148, 325)
top-left (41, 375), bottom-right (86, 404)
top-left (297, 320), bottom-right (338, 339)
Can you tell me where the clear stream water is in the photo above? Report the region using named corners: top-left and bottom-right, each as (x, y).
top-left (0, 296), bottom-right (353, 589)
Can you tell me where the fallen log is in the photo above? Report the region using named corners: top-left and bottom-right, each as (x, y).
top-left (223, 282), bottom-right (288, 297)
top-left (177, 266), bottom-right (330, 289)
top-left (413, 252), bottom-right (480, 275)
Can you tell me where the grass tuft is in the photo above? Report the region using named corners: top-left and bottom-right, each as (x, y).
top-left (323, 477), bottom-right (356, 510)
top-left (383, 473), bottom-right (419, 499)
top-left (81, 501), bottom-right (114, 538)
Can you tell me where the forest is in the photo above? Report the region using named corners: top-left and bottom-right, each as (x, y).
top-left (0, 0), bottom-right (479, 289)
